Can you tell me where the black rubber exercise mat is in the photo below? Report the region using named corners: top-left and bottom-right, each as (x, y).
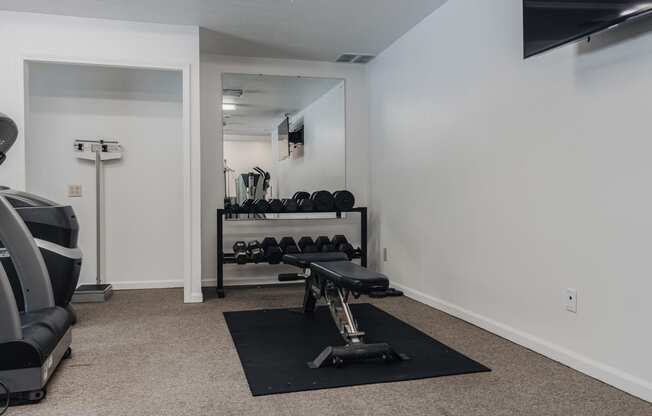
top-left (224, 303), bottom-right (490, 396)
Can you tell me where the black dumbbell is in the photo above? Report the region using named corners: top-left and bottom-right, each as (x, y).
top-left (279, 237), bottom-right (299, 254)
top-left (247, 241), bottom-right (265, 263)
top-left (281, 198), bottom-right (298, 212)
top-left (332, 235), bottom-right (355, 260)
top-left (268, 199), bottom-right (284, 213)
top-left (241, 199), bottom-right (255, 212)
top-left (298, 237), bottom-right (318, 253)
top-left (333, 190), bottom-right (355, 211)
top-left (297, 198), bottom-right (314, 212)
top-left (253, 199), bottom-right (270, 213)
top-left (311, 191), bottom-right (335, 211)
top-left (233, 241), bottom-right (248, 265)
top-left (315, 236), bottom-right (336, 252)
top-left (294, 191), bottom-right (313, 211)
top-left (261, 237), bottom-right (283, 264)
top-left (225, 202), bottom-right (240, 214)
top-left (293, 191), bottom-right (314, 212)
top-left (293, 191), bottom-right (311, 201)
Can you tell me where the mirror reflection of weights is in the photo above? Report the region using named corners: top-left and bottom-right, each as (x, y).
top-left (222, 73), bottom-right (347, 219)
top-left (225, 189), bottom-right (355, 218)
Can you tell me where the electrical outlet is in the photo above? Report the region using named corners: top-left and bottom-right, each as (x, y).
top-left (68, 185), bottom-right (82, 198)
top-left (565, 288), bottom-right (578, 313)
top-left (383, 248), bottom-right (388, 262)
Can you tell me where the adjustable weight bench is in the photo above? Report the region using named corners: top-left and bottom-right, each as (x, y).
top-left (282, 253), bottom-right (408, 369)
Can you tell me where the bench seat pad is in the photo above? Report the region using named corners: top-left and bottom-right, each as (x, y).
top-left (283, 252), bottom-right (349, 268)
top-left (311, 261), bottom-right (389, 293)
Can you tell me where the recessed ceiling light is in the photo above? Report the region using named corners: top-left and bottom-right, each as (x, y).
top-left (223, 103), bottom-right (237, 111)
top-left (223, 89), bottom-right (243, 97)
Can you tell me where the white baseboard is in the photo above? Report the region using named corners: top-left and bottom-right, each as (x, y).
top-left (201, 277), bottom-right (300, 287)
top-left (100, 277), bottom-right (291, 293)
top-left (187, 291), bottom-right (204, 304)
top-left (392, 282), bottom-right (652, 403)
top-left (109, 280), bottom-right (184, 290)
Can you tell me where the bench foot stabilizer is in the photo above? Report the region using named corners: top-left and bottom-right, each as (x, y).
top-left (308, 342), bottom-right (410, 369)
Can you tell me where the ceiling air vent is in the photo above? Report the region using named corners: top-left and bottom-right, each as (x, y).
top-left (352, 55), bottom-right (376, 64)
top-left (336, 54), bottom-right (376, 64)
top-left (336, 54), bottom-right (357, 63)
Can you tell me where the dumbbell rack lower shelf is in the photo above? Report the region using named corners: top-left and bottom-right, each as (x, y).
top-left (215, 207), bottom-right (368, 298)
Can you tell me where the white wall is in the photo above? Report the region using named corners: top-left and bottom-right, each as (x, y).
top-left (368, 0), bottom-right (652, 402)
top-left (27, 63), bottom-right (184, 289)
top-left (0, 11), bottom-right (203, 302)
top-left (274, 82), bottom-right (346, 198)
top-left (201, 54), bottom-right (368, 286)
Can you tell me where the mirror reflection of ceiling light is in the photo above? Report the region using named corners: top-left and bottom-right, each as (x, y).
top-left (223, 89), bottom-right (243, 97)
top-left (222, 103), bottom-right (237, 111)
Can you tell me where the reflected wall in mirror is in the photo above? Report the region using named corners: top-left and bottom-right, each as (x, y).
top-left (222, 73), bottom-right (346, 217)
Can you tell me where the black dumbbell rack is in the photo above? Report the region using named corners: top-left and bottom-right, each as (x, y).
top-left (215, 207), bottom-right (368, 298)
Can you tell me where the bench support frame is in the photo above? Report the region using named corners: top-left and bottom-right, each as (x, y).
top-left (303, 272), bottom-right (409, 369)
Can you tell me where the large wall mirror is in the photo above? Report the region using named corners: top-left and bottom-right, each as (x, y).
top-left (222, 73), bottom-right (346, 219)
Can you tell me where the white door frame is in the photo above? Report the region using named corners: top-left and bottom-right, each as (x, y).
top-left (20, 55), bottom-right (200, 303)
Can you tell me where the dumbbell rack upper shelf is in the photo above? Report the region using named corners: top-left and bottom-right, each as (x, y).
top-left (214, 207), bottom-right (368, 299)
top-left (224, 212), bottom-right (347, 221)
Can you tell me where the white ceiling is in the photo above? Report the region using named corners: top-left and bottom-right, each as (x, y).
top-left (0, 0), bottom-right (448, 61)
top-left (222, 73), bottom-right (341, 136)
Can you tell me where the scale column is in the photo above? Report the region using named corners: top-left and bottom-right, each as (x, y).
top-left (72, 139), bottom-right (122, 303)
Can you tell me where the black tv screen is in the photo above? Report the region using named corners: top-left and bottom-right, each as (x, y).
top-left (524, 1), bottom-right (652, 58)
top-left (278, 117), bottom-right (290, 161)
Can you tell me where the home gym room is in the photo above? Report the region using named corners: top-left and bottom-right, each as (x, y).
top-left (1, 1), bottom-right (652, 415)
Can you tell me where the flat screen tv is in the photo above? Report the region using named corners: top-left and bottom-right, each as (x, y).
top-left (524, 1), bottom-right (652, 58)
top-left (278, 117), bottom-right (290, 161)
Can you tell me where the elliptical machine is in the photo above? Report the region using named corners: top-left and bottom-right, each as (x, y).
top-left (0, 113), bottom-right (74, 405)
top-left (0, 113), bottom-right (15, 166)
top-left (0, 189), bottom-right (82, 323)
top-left (0, 113), bottom-right (82, 323)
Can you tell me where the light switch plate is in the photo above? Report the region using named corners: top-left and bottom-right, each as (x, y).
top-left (68, 185), bottom-right (82, 198)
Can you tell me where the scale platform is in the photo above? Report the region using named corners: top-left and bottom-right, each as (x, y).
top-left (72, 284), bottom-right (113, 303)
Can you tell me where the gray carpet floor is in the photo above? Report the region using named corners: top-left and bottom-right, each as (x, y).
top-left (10, 286), bottom-right (652, 416)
